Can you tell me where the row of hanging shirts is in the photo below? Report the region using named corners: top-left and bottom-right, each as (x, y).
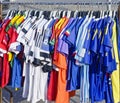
top-left (0, 9), bottom-right (119, 103)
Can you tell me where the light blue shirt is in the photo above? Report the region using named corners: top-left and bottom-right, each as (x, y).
top-left (75, 16), bottom-right (94, 103)
top-left (75, 17), bottom-right (93, 63)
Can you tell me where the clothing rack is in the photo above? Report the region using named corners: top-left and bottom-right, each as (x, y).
top-left (0, 1), bottom-right (120, 5)
top-left (0, 1), bottom-right (119, 103)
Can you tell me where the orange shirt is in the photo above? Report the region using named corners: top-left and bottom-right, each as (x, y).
top-left (52, 17), bottom-right (72, 103)
top-left (53, 17), bottom-right (69, 69)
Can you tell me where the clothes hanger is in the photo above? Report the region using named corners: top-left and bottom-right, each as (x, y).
top-left (112, 4), bottom-right (117, 19)
top-left (70, 11), bottom-right (75, 18)
top-left (38, 11), bottom-right (44, 18)
top-left (28, 10), bottom-right (35, 17)
top-left (55, 5), bottom-right (63, 18)
top-left (77, 11), bottom-right (81, 18)
top-left (104, 10), bottom-right (108, 18)
top-left (60, 10), bottom-right (64, 18)
top-left (101, 10), bottom-right (104, 18)
top-left (87, 10), bottom-right (91, 18)
top-left (96, 11), bottom-right (100, 18)
top-left (46, 11), bottom-right (51, 20)
top-left (17, 10), bottom-right (21, 15)
top-left (31, 10), bottom-right (35, 17)
top-left (100, 10), bottom-right (103, 18)
top-left (34, 10), bottom-right (39, 18)
top-left (62, 10), bottom-right (66, 17)
top-left (79, 11), bottom-right (82, 17)
top-left (52, 10), bottom-right (57, 18)
top-left (5, 10), bottom-right (11, 19)
top-left (24, 10), bottom-right (29, 18)
top-left (65, 11), bottom-right (67, 17)
top-left (74, 10), bottom-right (78, 18)
top-left (52, 10), bottom-right (55, 17)
top-left (67, 10), bottom-right (71, 18)
top-left (90, 10), bottom-right (93, 18)
top-left (34, 10), bottom-right (38, 16)
top-left (9, 10), bottom-right (15, 19)
top-left (27, 10), bottom-right (32, 17)
top-left (21, 10), bottom-right (25, 16)
top-left (108, 10), bottom-right (112, 18)
top-left (49, 11), bottom-right (53, 18)
top-left (59, 10), bottom-right (62, 18)
top-left (55, 10), bottom-right (60, 18)
top-left (111, 10), bottom-right (116, 19)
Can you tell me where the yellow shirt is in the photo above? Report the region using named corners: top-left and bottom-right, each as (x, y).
top-left (14, 15), bottom-right (25, 29)
top-left (55, 17), bottom-right (66, 30)
top-left (10, 14), bottom-right (21, 25)
top-left (111, 20), bottom-right (120, 103)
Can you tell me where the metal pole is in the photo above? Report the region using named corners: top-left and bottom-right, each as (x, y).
top-left (0, 88), bottom-right (2, 103)
top-left (0, 1), bottom-right (119, 5)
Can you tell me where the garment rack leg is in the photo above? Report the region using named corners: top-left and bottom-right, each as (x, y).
top-left (0, 88), bottom-right (2, 103)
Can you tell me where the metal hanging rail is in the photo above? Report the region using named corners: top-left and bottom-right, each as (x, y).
top-left (0, 1), bottom-right (119, 5)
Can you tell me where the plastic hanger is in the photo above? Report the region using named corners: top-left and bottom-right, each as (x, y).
top-left (112, 10), bottom-right (116, 19)
top-left (27, 10), bottom-right (32, 17)
top-left (34, 10), bottom-right (38, 16)
top-left (52, 10), bottom-right (57, 18)
top-left (108, 10), bottom-right (112, 17)
top-left (101, 10), bottom-right (105, 18)
top-left (31, 10), bottom-right (35, 17)
top-left (24, 10), bottom-right (29, 18)
top-left (62, 11), bottom-right (66, 17)
top-left (78, 11), bottom-right (81, 18)
top-left (104, 10), bottom-right (108, 18)
top-left (28, 10), bottom-right (35, 17)
top-left (87, 10), bottom-right (91, 18)
top-left (58, 10), bottom-right (62, 18)
top-left (100, 10), bottom-right (102, 18)
top-left (90, 10), bottom-right (93, 18)
top-left (60, 10), bottom-right (64, 18)
top-left (67, 10), bottom-right (71, 18)
top-left (74, 10), bottom-right (78, 18)
top-left (5, 10), bottom-right (11, 19)
top-left (36, 11), bottom-right (40, 18)
top-left (70, 11), bottom-right (75, 18)
top-left (17, 10), bottom-right (21, 15)
top-left (9, 10), bottom-right (15, 19)
top-left (38, 11), bottom-right (43, 18)
top-left (45, 11), bottom-right (51, 20)
top-left (55, 10), bottom-right (60, 18)
top-left (49, 11), bottom-right (53, 18)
